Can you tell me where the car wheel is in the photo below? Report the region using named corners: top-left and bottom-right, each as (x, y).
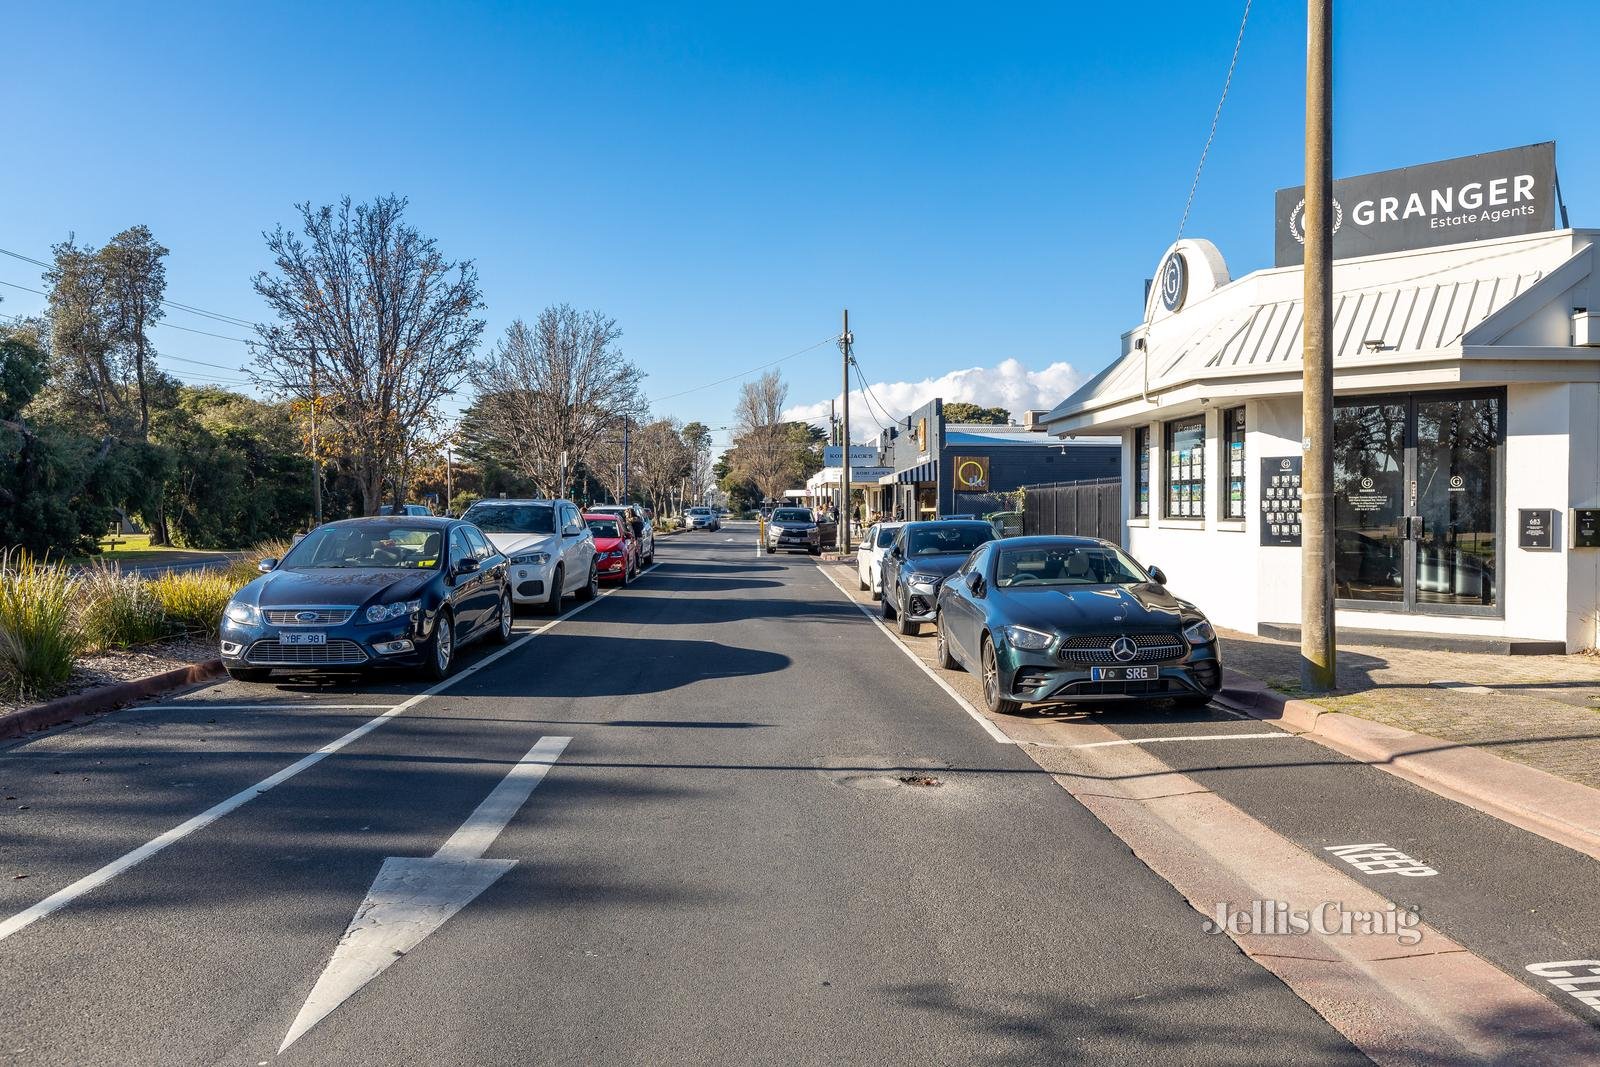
top-left (489, 588), bottom-right (513, 645)
top-left (577, 562), bottom-right (600, 602)
top-left (420, 610), bottom-right (455, 681)
top-left (858, 571), bottom-right (868, 591)
top-left (539, 566), bottom-right (564, 616)
top-left (881, 586), bottom-right (897, 620)
top-left (226, 666), bottom-right (271, 683)
top-left (981, 635), bottom-right (1022, 716)
top-left (897, 592), bottom-right (920, 636)
top-left (935, 616), bottom-right (960, 670)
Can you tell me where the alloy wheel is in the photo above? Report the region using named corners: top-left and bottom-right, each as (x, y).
top-left (982, 640), bottom-right (997, 703)
top-left (498, 591), bottom-right (512, 639)
top-left (436, 614), bottom-right (454, 673)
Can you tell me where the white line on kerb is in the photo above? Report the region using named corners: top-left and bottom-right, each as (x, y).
top-left (138, 703), bottom-right (395, 712)
top-left (812, 561), bottom-right (1012, 745)
top-left (0, 566), bottom-right (654, 944)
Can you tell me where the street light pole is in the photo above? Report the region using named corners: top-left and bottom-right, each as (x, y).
top-left (1301, 0), bottom-right (1336, 691)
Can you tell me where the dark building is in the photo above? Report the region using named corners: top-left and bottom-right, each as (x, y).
top-left (871, 398), bottom-right (1120, 521)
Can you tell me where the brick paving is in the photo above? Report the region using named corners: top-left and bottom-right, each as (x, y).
top-left (1218, 628), bottom-right (1600, 790)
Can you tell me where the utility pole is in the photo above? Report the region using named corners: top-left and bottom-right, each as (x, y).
top-left (1301, 0), bottom-right (1336, 691)
top-left (840, 309), bottom-right (852, 555)
top-left (309, 354), bottom-right (323, 527)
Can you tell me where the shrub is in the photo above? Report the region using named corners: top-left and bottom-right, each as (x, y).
top-left (224, 537), bottom-right (294, 585)
top-left (0, 550), bottom-right (80, 697)
top-left (76, 563), bottom-right (166, 652)
top-left (149, 570), bottom-right (243, 636)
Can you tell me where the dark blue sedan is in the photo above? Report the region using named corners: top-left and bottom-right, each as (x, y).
top-left (880, 520), bottom-right (996, 636)
top-left (219, 517), bottom-right (512, 682)
top-left (933, 536), bottom-right (1221, 714)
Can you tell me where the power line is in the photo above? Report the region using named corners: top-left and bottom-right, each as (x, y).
top-left (0, 244), bottom-right (258, 329)
top-left (646, 336), bottom-right (836, 405)
top-left (1175, 0), bottom-right (1253, 241)
top-left (2, 276), bottom-right (252, 347)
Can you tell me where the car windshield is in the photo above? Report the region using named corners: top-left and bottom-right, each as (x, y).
top-left (772, 508), bottom-right (813, 523)
top-left (994, 544), bottom-right (1149, 587)
top-left (462, 503), bottom-right (555, 534)
top-left (906, 524), bottom-right (993, 556)
top-left (586, 517), bottom-right (621, 538)
top-left (876, 526), bottom-right (898, 547)
top-left (281, 524), bottom-right (442, 569)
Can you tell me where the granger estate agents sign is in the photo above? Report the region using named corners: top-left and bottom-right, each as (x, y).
top-left (1274, 143), bottom-right (1558, 266)
top-left (1260, 456), bottom-right (1304, 547)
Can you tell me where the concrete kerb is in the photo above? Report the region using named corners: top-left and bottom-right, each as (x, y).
top-left (1217, 669), bottom-right (1600, 863)
top-left (0, 659), bottom-right (225, 740)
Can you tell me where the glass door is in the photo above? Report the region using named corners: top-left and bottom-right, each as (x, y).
top-left (1332, 391), bottom-right (1501, 615)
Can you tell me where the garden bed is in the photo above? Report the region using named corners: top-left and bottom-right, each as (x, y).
top-left (0, 635), bottom-right (218, 719)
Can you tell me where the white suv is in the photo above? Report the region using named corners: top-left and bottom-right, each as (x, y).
top-left (856, 521), bottom-right (905, 600)
top-left (461, 499), bottom-right (597, 614)
top-left (685, 507), bottom-right (720, 531)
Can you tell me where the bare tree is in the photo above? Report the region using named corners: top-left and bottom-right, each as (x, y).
top-left (250, 195), bottom-right (485, 515)
top-left (633, 417), bottom-right (691, 515)
top-left (469, 305), bottom-right (645, 498)
top-left (681, 421), bottom-right (714, 505)
top-left (728, 370), bottom-right (799, 503)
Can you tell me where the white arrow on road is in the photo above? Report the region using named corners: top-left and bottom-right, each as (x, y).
top-left (280, 734), bottom-right (572, 1052)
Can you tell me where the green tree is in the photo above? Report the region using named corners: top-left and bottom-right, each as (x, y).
top-left (942, 402), bottom-right (1011, 425)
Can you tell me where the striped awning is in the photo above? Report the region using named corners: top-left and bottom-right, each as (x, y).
top-left (893, 459), bottom-right (937, 485)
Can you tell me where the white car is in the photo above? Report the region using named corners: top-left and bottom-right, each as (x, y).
top-left (460, 499), bottom-right (597, 614)
top-left (685, 507), bottom-right (720, 531)
top-left (856, 521), bottom-right (905, 601)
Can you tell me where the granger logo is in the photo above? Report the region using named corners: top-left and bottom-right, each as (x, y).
top-left (1159, 251), bottom-right (1188, 312)
top-left (1288, 196), bottom-right (1345, 245)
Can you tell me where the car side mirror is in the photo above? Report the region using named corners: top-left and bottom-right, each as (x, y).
top-left (563, 522), bottom-right (582, 538)
top-left (1147, 565), bottom-right (1167, 586)
top-left (966, 571), bottom-right (985, 596)
top-left (455, 556), bottom-right (481, 576)
top-left (257, 557), bottom-right (278, 573)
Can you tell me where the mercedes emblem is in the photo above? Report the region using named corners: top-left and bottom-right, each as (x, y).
top-left (1111, 636), bottom-right (1137, 663)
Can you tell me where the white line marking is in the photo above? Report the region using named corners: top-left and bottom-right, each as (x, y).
top-left (0, 572), bottom-right (649, 945)
top-left (1029, 731), bottom-right (1291, 750)
top-left (813, 561), bottom-right (1012, 744)
top-left (280, 735), bottom-right (571, 1051)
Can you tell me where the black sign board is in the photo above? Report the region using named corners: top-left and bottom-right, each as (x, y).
top-left (1260, 456), bottom-right (1303, 547)
top-left (1518, 508), bottom-right (1556, 550)
top-left (1572, 509), bottom-right (1600, 549)
top-left (1275, 143), bottom-right (1558, 266)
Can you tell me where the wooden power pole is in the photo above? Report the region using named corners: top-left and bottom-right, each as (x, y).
top-left (840, 309), bottom-right (852, 555)
top-left (1301, 0), bottom-right (1336, 691)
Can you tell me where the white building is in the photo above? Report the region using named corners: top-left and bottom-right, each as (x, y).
top-left (1043, 225), bottom-right (1600, 653)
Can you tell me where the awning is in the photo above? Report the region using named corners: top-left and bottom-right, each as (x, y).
top-left (894, 459), bottom-right (937, 485)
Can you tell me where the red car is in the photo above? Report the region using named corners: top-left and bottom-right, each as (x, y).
top-left (584, 512), bottom-right (642, 584)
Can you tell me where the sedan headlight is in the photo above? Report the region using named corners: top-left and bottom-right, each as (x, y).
top-left (365, 599), bottom-right (422, 624)
top-left (907, 572), bottom-right (943, 586)
top-left (509, 552), bottom-right (550, 566)
top-left (1183, 619), bottom-right (1216, 644)
top-left (223, 601), bottom-right (258, 625)
top-left (1001, 624), bottom-right (1055, 651)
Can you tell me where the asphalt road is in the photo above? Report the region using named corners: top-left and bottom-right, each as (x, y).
top-left (1, 528), bottom-right (1365, 1065)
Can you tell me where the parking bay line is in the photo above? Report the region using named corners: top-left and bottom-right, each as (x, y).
top-left (812, 560), bottom-right (1012, 744)
top-left (1025, 731), bottom-right (1291, 750)
top-left (0, 568), bottom-right (651, 944)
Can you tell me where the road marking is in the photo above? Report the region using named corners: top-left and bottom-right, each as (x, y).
top-left (812, 561), bottom-right (1011, 744)
top-left (280, 735), bottom-right (571, 1052)
top-left (1025, 731), bottom-right (1290, 750)
top-left (0, 571), bottom-right (650, 945)
top-left (1324, 842), bottom-right (1438, 877)
top-left (1526, 961), bottom-right (1600, 1016)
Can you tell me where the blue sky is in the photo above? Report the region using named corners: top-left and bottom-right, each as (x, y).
top-left (3, 1), bottom-right (1598, 449)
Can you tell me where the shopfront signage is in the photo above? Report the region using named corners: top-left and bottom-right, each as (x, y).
top-left (823, 445), bottom-right (881, 467)
top-left (1260, 456), bottom-right (1303, 547)
top-left (1574, 508), bottom-right (1600, 549)
top-left (1158, 251), bottom-right (1187, 311)
top-left (1274, 143), bottom-right (1558, 266)
top-left (952, 455), bottom-right (990, 492)
top-left (1518, 508), bottom-right (1556, 550)
top-left (848, 466), bottom-right (893, 483)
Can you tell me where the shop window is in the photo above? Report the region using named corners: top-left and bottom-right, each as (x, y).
top-left (1133, 426), bottom-right (1151, 517)
top-left (1221, 407), bottom-right (1246, 519)
top-left (1164, 416), bottom-right (1205, 519)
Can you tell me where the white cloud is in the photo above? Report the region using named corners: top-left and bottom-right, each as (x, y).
top-left (782, 358), bottom-right (1085, 441)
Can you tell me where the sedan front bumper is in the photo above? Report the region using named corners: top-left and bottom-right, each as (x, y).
top-left (220, 614), bottom-right (437, 672)
top-left (997, 637), bottom-right (1222, 705)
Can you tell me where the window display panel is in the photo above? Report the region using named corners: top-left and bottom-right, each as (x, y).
top-left (1415, 395), bottom-right (1498, 608)
top-left (1333, 401), bottom-right (1406, 602)
top-left (1164, 417), bottom-right (1204, 519)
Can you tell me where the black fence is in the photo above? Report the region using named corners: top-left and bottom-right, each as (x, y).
top-left (1022, 478), bottom-right (1123, 544)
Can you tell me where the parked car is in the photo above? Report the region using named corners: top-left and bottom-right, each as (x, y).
top-left (880, 520), bottom-right (996, 635)
top-left (584, 511), bottom-right (641, 585)
top-left (934, 535), bottom-right (1221, 714)
top-left (987, 510), bottom-right (1025, 538)
top-left (377, 503), bottom-right (434, 516)
top-left (219, 517), bottom-right (511, 683)
top-left (460, 499), bottom-right (598, 615)
top-left (856, 521), bottom-right (905, 600)
top-left (685, 506), bottom-right (721, 531)
top-left (587, 503), bottom-right (655, 566)
top-left (765, 506), bottom-right (833, 555)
